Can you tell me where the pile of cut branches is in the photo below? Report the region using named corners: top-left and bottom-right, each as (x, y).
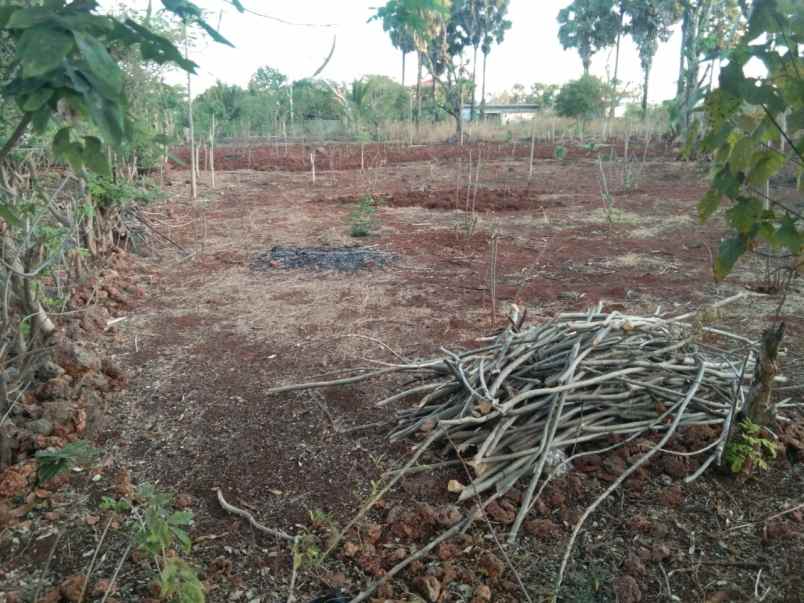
top-left (267, 297), bottom-right (791, 596)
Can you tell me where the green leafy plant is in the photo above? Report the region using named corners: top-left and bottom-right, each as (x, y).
top-left (554, 144), bottom-right (567, 160)
top-left (293, 531), bottom-right (322, 570)
top-left (159, 558), bottom-right (205, 603)
top-left (349, 194), bottom-right (379, 237)
top-left (696, 0), bottom-right (802, 280)
top-left (86, 173), bottom-right (158, 208)
top-left (725, 418), bottom-right (779, 474)
top-left (554, 74), bottom-right (606, 138)
top-left (101, 484), bottom-right (204, 602)
top-left (35, 440), bottom-right (97, 483)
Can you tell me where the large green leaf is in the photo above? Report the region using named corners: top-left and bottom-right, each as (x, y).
top-left (713, 166), bottom-right (740, 198)
top-left (788, 107), bottom-right (804, 134)
top-left (82, 136), bottom-right (110, 176)
top-left (776, 215), bottom-right (802, 255)
top-left (21, 86), bottom-right (53, 111)
top-left (714, 236), bottom-right (747, 280)
top-left (29, 105), bottom-right (50, 132)
top-left (6, 7), bottom-right (52, 29)
top-left (52, 126), bottom-right (72, 156)
top-left (698, 189), bottom-right (722, 223)
top-left (0, 7), bottom-right (18, 28)
top-left (747, 150), bottom-right (786, 186)
top-left (83, 92), bottom-right (125, 146)
top-left (0, 204), bottom-right (21, 227)
top-left (16, 26), bottom-right (74, 78)
top-left (726, 197), bottom-right (765, 234)
top-left (120, 19), bottom-right (197, 72)
top-left (195, 18), bottom-right (235, 48)
top-left (728, 136), bottom-right (755, 175)
top-left (73, 31), bottom-right (123, 99)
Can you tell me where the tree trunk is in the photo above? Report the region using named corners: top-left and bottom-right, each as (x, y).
top-left (677, 3), bottom-right (690, 99)
top-left (480, 51), bottom-right (488, 120)
top-left (742, 323), bottom-right (785, 429)
top-left (470, 44), bottom-right (478, 121)
top-left (432, 77), bottom-right (437, 122)
top-left (609, 19), bottom-right (623, 119)
top-left (416, 52), bottom-right (423, 127)
top-left (458, 73), bottom-right (464, 143)
top-left (640, 59), bottom-right (651, 121)
top-left (401, 51), bottom-right (406, 87)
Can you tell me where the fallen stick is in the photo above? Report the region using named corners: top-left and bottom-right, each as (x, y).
top-left (214, 488), bottom-right (294, 541)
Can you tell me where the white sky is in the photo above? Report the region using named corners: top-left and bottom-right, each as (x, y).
top-left (107, 1), bottom-right (685, 103)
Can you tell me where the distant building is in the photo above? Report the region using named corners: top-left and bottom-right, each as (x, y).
top-left (461, 103), bottom-right (540, 124)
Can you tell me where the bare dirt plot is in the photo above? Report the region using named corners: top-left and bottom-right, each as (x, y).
top-left (172, 140), bottom-right (672, 173)
top-left (98, 150), bottom-right (804, 601)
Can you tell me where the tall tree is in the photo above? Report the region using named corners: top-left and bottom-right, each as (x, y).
top-left (477, 0), bottom-right (511, 119)
top-left (453, 0), bottom-right (482, 120)
top-left (557, 0), bottom-right (619, 75)
top-left (624, 0), bottom-right (679, 120)
top-left (391, 27), bottom-right (417, 87)
top-left (371, 0), bottom-right (449, 126)
top-left (675, 0), bottom-right (742, 137)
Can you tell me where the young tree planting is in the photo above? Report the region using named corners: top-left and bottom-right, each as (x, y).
top-left (554, 74), bottom-right (607, 138)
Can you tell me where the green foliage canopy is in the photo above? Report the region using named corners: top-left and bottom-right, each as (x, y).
top-left (554, 74), bottom-right (607, 123)
top-left (697, 0), bottom-right (802, 279)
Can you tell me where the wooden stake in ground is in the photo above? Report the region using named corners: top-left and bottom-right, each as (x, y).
top-left (488, 231), bottom-right (498, 328)
top-left (184, 22), bottom-right (197, 201)
top-left (209, 113), bottom-right (216, 189)
top-left (528, 117), bottom-right (536, 180)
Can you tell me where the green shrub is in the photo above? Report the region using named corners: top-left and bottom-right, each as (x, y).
top-left (349, 195), bottom-right (379, 237)
top-left (725, 419), bottom-right (779, 474)
top-left (555, 75), bottom-right (606, 124)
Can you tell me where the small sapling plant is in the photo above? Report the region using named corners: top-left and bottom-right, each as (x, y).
top-left (101, 484), bottom-right (204, 602)
top-left (35, 441), bottom-right (97, 484)
top-left (725, 418), bottom-right (779, 475)
top-left (349, 194), bottom-right (379, 237)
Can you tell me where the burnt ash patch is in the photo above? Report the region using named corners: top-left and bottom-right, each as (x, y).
top-left (251, 246), bottom-right (396, 272)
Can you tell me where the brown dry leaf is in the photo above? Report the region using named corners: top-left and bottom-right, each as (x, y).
top-left (59, 575), bottom-right (86, 602)
top-left (447, 479), bottom-right (464, 493)
top-left (0, 467), bottom-right (30, 498)
top-left (36, 588), bottom-right (61, 603)
top-left (92, 578), bottom-right (115, 597)
top-left (476, 401), bottom-right (493, 415)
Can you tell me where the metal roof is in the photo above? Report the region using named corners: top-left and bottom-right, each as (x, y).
top-left (464, 104), bottom-right (541, 113)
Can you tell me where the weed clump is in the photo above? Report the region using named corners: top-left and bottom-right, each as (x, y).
top-left (349, 194), bottom-right (380, 237)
